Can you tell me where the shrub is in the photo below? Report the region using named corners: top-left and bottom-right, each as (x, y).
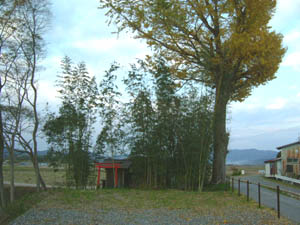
top-left (231, 167), bottom-right (241, 176)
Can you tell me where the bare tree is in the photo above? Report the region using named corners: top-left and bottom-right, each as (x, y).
top-left (0, 0), bottom-right (26, 209)
top-left (17, 0), bottom-right (51, 191)
top-left (1, 58), bottom-right (31, 202)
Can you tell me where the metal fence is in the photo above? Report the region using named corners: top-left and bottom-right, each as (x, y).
top-left (227, 177), bottom-right (300, 219)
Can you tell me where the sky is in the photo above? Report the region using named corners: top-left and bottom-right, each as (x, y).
top-left (38, 0), bottom-right (300, 151)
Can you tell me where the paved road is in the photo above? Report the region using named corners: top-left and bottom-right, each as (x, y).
top-left (232, 176), bottom-right (300, 224)
top-left (241, 175), bottom-right (300, 195)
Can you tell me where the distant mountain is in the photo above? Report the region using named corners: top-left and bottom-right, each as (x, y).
top-left (226, 149), bottom-right (278, 165)
top-left (3, 148), bottom-right (48, 160)
top-left (37, 150), bottom-right (48, 156)
top-left (3, 147), bottom-right (28, 160)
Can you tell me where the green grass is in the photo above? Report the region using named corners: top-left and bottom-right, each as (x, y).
top-left (40, 188), bottom-right (270, 214)
top-left (1, 187), bottom-right (293, 225)
top-left (41, 188), bottom-right (220, 213)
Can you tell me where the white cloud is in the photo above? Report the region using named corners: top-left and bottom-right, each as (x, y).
top-left (277, 0), bottom-right (300, 16)
top-left (289, 85), bottom-right (298, 90)
top-left (70, 37), bottom-right (149, 55)
top-left (282, 51), bottom-right (300, 72)
top-left (38, 80), bottom-right (60, 104)
top-left (281, 28), bottom-right (300, 72)
top-left (41, 56), bottom-right (61, 67)
top-left (229, 97), bottom-right (263, 112)
top-left (265, 98), bottom-right (287, 110)
top-left (270, 0), bottom-right (300, 29)
top-left (297, 93), bottom-right (300, 97)
top-left (284, 30), bottom-right (300, 45)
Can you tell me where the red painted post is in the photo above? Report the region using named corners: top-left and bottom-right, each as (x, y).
top-left (97, 166), bottom-right (100, 188)
top-left (95, 162), bottom-right (121, 188)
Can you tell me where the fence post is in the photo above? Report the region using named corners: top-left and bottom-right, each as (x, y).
top-left (247, 180), bottom-right (249, 201)
top-left (277, 185), bottom-right (280, 219)
top-left (232, 178), bottom-right (234, 192)
top-left (226, 177), bottom-right (230, 191)
top-left (238, 179), bottom-right (240, 196)
top-left (258, 182), bottom-right (261, 208)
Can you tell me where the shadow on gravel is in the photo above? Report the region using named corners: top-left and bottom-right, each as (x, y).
top-left (0, 185), bottom-right (46, 225)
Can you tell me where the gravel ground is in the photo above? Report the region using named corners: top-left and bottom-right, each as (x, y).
top-left (10, 207), bottom-right (295, 225)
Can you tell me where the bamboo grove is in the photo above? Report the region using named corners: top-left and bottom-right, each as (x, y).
top-left (122, 60), bottom-right (214, 190)
top-left (42, 57), bottom-right (214, 191)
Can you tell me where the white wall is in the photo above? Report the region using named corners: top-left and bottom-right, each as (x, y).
top-left (265, 163), bottom-right (271, 177)
top-left (276, 160), bottom-right (282, 176)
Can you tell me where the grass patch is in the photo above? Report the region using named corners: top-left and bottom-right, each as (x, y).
top-left (40, 188), bottom-right (262, 213)
top-left (203, 182), bottom-right (230, 192)
top-left (3, 187), bottom-right (293, 224)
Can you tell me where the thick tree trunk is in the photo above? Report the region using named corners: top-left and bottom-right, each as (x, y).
top-left (211, 87), bottom-right (229, 184)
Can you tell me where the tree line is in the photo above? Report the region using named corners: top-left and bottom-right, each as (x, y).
top-left (43, 57), bottom-right (214, 191)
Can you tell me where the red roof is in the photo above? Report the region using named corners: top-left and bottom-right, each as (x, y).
top-left (264, 158), bottom-right (281, 163)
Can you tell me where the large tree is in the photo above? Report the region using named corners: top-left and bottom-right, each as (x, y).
top-left (99, 0), bottom-right (286, 183)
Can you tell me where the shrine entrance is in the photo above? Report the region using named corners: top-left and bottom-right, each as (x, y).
top-left (95, 162), bottom-right (121, 188)
top-left (95, 159), bottom-right (132, 188)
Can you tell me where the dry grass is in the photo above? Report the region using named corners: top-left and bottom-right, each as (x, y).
top-left (3, 165), bottom-right (66, 186)
top-left (226, 165), bottom-right (264, 176)
top-left (35, 188), bottom-right (293, 224)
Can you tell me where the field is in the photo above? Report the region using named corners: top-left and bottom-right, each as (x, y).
top-left (226, 164), bottom-right (264, 176)
top-left (3, 164), bottom-right (105, 187)
top-left (3, 164), bottom-right (66, 186)
top-left (5, 164), bottom-right (265, 186)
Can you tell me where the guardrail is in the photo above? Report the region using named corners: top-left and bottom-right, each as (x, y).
top-left (227, 177), bottom-right (300, 219)
top-left (274, 175), bottom-right (300, 185)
